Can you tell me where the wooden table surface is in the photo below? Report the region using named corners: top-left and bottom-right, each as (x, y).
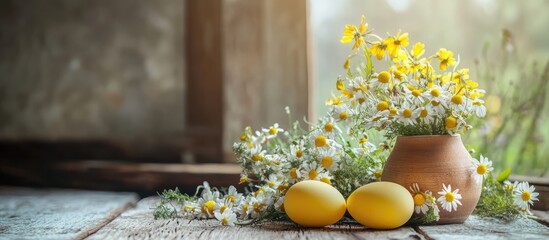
top-left (1, 187), bottom-right (548, 240)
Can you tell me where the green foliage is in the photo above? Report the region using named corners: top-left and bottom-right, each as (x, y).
top-left (384, 120), bottom-right (447, 139)
top-left (496, 168), bottom-right (511, 183)
top-left (153, 188), bottom-right (193, 219)
top-left (473, 172), bottom-right (520, 221)
top-left (408, 207), bottom-right (438, 225)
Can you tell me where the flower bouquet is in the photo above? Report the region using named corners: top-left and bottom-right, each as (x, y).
top-left (154, 16), bottom-right (539, 227)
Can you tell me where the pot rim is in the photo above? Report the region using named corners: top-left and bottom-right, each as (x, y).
top-left (396, 134), bottom-right (461, 139)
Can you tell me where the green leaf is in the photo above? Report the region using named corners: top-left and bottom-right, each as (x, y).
top-left (364, 47), bottom-right (373, 78)
top-left (496, 168), bottom-right (511, 183)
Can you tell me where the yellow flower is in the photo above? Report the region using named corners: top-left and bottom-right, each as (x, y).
top-left (340, 15), bottom-right (368, 49)
top-left (437, 48), bottom-right (456, 71)
top-left (412, 42), bottom-right (425, 59)
top-left (343, 56), bottom-right (351, 69)
top-left (369, 41), bottom-right (388, 60)
top-left (385, 31), bottom-right (409, 58)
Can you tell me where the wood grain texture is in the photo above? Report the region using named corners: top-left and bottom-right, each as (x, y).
top-left (418, 215), bottom-right (549, 240)
top-left (0, 160), bottom-right (241, 196)
top-left (89, 197), bottom-right (423, 240)
top-left (0, 187), bottom-right (137, 240)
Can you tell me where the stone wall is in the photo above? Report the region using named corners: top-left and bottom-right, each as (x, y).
top-left (0, 0), bottom-right (185, 139)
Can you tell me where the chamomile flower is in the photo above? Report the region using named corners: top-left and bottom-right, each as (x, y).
top-left (318, 147), bottom-right (340, 170)
top-left (263, 123), bottom-right (284, 139)
top-left (236, 196), bottom-right (253, 219)
top-left (416, 107), bottom-right (434, 124)
top-left (320, 116), bottom-right (342, 136)
top-left (214, 208), bottom-right (237, 226)
top-left (371, 71), bottom-right (393, 88)
top-left (331, 105), bottom-right (353, 121)
top-left (437, 184), bottom-right (462, 212)
top-left (288, 167), bottom-right (301, 182)
top-left (471, 155), bottom-right (493, 184)
top-left (397, 102), bottom-right (418, 125)
top-left (471, 99), bottom-right (487, 118)
top-left (504, 180), bottom-right (519, 191)
top-left (265, 174), bottom-right (282, 191)
top-left (409, 183), bottom-right (429, 214)
top-left (319, 173), bottom-right (332, 185)
top-left (513, 182), bottom-right (539, 209)
top-left (225, 185), bottom-right (243, 204)
top-left (300, 162), bottom-right (324, 181)
top-left (249, 145), bottom-right (265, 163)
top-left (290, 140), bottom-right (306, 160)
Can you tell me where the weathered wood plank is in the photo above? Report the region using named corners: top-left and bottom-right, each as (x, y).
top-left (89, 197), bottom-right (422, 240)
top-left (418, 215), bottom-right (549, 240)
top-left (1, 160), bottom-right (241, 196)
top-left (0, 187), bottom-right (138, 240)
top-left (533, 210), bottom-right (549, 226)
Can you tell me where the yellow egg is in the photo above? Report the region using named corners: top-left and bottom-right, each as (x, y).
top-left (284, 180), bottom-right (346, 227)
top-left (347, 181), bottom-right (414, 229)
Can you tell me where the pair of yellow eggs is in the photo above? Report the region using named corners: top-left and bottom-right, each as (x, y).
top-left (283, 180), bottom-right (414, 229)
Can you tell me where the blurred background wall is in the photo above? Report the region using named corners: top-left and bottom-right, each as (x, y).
top-left (0, 0), bottom-right (185, 139)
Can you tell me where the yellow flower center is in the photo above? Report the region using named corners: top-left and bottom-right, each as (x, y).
top-left (420, 109), bottom-right (428, 118)
top-left (377, 101), bottom-right (389, 111)
top-left (339, 111), bottom-right (349, 120)
top-left (477, 164), bottom-right (487, 175)
top-left (268, 181), bottom-right (275, 187)
top-left (378, 71), bottom-right (391, 83)
top-left (202, 200), bottom-right (216, 215)
top-left (473, 101), bottom-right (482, 106)
top-left (240, 134), bottom-right (248, 142)
top-left (389, 108), bottom-right (398, 117)
top-left (445, 116), bottom-right (457, 129)
top-left (277, 184), bottom-right (288, 192)
top-left (321, 156), bottom-right (333, 168)
top-left (521, 191), bottom-right (531, 201)
top-left (451, 95), bottom-right (463, 105)
top-left (315, 136), bottom-right (327, 147)
top-left (269, 127), bottom-right (278, 135)
top-left (413, 193), bottom-right (426, 206)
top-left (290, 168), bottom-right (298, 179)
top-left (308, 169), bottom-right (318, 179)
top-left (251, 154), bottom-right (263, 161)
top-left (253, 202), bottom-right (265, 213)
top-left (243, 203), bottom-right (249, 213)
top-left (324, 123), bottom-right (334, 132)
top-left (431, 88), bottom-right (441, 97)
top-left (445, 192), bottom-right (455, 202)
top-left (505, 185), bottom-right (514, 191)
top-left (321, 177), bottom-right (331, 185)
top-left (359, 137), bottom-right (368, 144)
top-left (221, 217), bottom-right (229, 225)
top-left (374, 169), bottom-right (383, 178)
top-left (412, 90), bottom-right (421, 97)
top-left (220, 205), bottom-right (228, 214)
top-left (403, 108), bottom-right (412, 118)
top-left (239, 176), bottom-right (248, 184)
top-left (358, 98), bottom-right (366, 104)
top-left (296, 149), bottom-right (303, 158)
top-left (432, 100), bottom-right (441, 106)
top-left (227, 195), bottom-right (236, 203)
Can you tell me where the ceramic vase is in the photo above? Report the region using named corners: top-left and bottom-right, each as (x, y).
top-left (381, 135), bottom-right (481, 224)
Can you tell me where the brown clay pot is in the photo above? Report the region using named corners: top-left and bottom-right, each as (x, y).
top-left (381, 135), bottom-right (481, 224)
